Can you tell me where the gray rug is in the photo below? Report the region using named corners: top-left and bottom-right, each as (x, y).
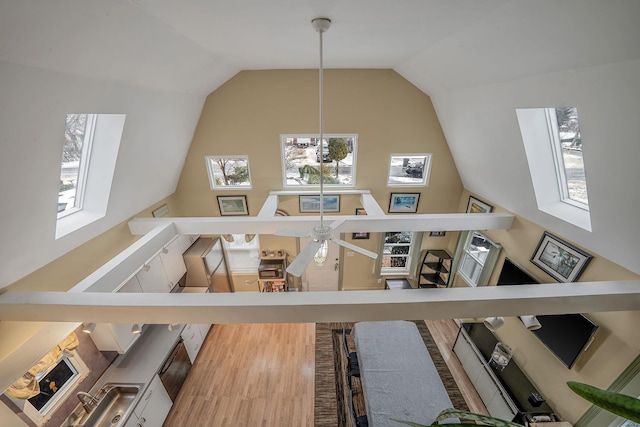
top-left (314, 320), bottom-right (470, 427)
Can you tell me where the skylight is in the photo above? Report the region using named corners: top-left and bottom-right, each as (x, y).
top-left (517, 107), bottom-right (592, 231)
top-left (56, 114), bottom-right (126, 239)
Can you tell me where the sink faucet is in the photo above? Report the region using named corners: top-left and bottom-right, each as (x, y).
top-left (76, 391), bottom-right (99, 413)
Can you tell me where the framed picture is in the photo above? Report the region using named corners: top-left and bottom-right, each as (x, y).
top-left (389, 193), bottom-right (420, 213)
top-left (217, 195), bottom-right (249, 216)
top-left (530, 231), bottom-right (593, 282)
top-left (353, 208), bottom-right (369, 239)
top-left (299, 195), bottom-right (340, 213)
top-left (151, 203), bottom-right (169, 218)
top-left (430, 231), bottom-right (446, 237)
top-left (466, 196), bottom-right (493, 213)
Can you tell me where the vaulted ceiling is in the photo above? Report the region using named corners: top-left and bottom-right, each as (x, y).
top-left (1, 0), bottom-right (640, 287)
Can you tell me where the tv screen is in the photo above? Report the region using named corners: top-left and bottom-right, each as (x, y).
top-left (497, 258), bottom-right (538, 286)
top-left (531, 314), bottom-right (598, 368)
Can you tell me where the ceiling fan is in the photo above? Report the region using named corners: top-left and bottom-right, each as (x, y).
top-left (275, 18), bottom-right (379, 277)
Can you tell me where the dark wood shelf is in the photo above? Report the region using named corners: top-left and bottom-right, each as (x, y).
top-left (419, 249), bottom-right (452, 288)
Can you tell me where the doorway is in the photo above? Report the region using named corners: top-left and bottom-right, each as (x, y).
top-left (302, 238), bottom-right (340, 291)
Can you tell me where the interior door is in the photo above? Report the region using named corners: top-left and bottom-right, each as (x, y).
top-left (302, 238), bottom-right (340, 291)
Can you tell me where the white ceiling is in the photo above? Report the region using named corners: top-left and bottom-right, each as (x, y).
top-left (2, 0), bottom-right (638, 96)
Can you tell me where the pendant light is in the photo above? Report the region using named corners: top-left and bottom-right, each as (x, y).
top-left (312, 17), bottom-right (331, 267)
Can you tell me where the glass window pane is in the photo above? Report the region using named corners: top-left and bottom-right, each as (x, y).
top-left (281, 135), bottom-right (356, 187)
top-left (555, 107), bottom-right (588, 205)
top-left (206, 156), bottom-right (252, 189)
top-left (59, 113), bottom-right (88, 214)
top-left (387, 154), bottom-right (432, 186)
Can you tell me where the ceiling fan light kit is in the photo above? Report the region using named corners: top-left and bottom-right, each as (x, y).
top-left (275, 18), bottom-right (378, 277)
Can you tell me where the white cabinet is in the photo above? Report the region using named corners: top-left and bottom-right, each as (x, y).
top-left (177, 234), bottom-right (198, 254)
top-left (453, 328), bottom-right (518, 421)
top-left (181, 324), bottom-right (204, 363)
top-left (125, 375), bottom-right (172, 427)
top-left (89, 276), bottom-right (142, 353)
top-left (137, 255), bottom-right (172, 293)
top-left (160, 237), bottom-right (187, 289)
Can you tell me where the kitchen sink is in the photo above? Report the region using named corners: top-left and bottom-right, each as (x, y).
top-left (69, 383), bottom-right (144, 427)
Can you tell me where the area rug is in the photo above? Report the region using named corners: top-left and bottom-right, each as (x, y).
top-left (314, 320), bottom-right (470, 427)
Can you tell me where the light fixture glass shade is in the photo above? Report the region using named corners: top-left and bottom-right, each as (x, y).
top-left (81, 323), bottom-right (96, 334)
top-left (245, 234), bottom-right (256, 242)
top-left (314, 241), bottom-right (328, 266)
top-left (131, 324), bottom-right (142, 334)
top-left (520, 315), bottom-right (542, 330)
top-left (483, 316), bottom-right (505, 332)
top-left (222, 234), bottom-right (234, 242)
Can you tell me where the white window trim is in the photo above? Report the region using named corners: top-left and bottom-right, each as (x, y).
top-left (387, 153), bottom-right (432, 187)
top-left (280, 134), bottom-right (358, 188)
top-left (545, 108), bottom-right (589, 211)
top-left (379, 231), bottom-right (422, 276)
top-left (58, 114), bottom-right (97, 219)
top-left (516, 108), bottom-right (592, 231)
top-left (219, 234), bottom-right (260, 273)
top-left (452, 230), bottom-right (501, 287)
top-left (205, 155), bottom-right (252, 190)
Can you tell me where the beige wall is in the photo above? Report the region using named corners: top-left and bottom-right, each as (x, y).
top-left (456, 190), bottom-right (640, 423)
top-left (174, 69), bottom-right (464, 290)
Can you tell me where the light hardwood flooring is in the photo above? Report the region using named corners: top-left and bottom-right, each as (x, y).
top-left (163, 320), bottom-right (486, 427)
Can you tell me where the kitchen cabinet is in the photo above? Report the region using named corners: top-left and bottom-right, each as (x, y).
top-left (159, 237), bottom-right (187, 289)
top-left (137, 254), bottom-right (172, 293)
top-left (89, 276), bottom-right (143, 353)
top-left (181, 323), bottom-right (207, 363)
top-left (125, 374), bottom-right (172, 427)
top-left (177, 234), bottom-right (198, 254)
top-left (183, 237), bottom-right (231, 292)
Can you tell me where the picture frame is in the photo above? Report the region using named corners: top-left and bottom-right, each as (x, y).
top-left (299, 195), bottom-right (340, 213)
top-left (429, 231), bottom-right (446, 237)
top-left (217, 195), bottom-right (249, 216)
top-left (151, 203), bottom-right (169, 218)
top-left (389, 192), bottom-right (420, 213)
top-left (466, 195), bottom-right (493, 213)
top-left (530, 231), bottom-right (593, 283)
top-left (353, 208), bottom-right (370, 239)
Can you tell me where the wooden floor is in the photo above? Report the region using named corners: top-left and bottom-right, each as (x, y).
top-left (163, 320), bottom-right (487, 427)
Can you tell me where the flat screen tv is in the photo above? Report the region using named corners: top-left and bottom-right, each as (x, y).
top-left (531, 314), bottom-right (598, 368)
top-left (496, 257), bottom-right (598, 368)
top-left (497, 258), bottom-right (539, 285)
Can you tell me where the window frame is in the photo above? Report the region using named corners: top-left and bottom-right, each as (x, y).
top-left (379, 231), bottom-right (422, 276)
top-left (58, 114), bottom-right (97, 219)
top-left (280, 134), bottom-right (357, 188)
top-left (545, 108), bottom-right (588, 210)
top-left (205, 155), bottom-right (252, 190)
top-left (452, 230), bottom-right (501, 287)
top-left (387, 153), bottom-right (432, 187)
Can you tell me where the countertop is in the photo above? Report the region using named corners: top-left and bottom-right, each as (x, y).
top-left (101, 323), bottom-right (185, 385)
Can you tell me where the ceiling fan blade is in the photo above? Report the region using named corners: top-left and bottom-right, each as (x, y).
top-left (274, 228), bottom-right (310, 238)
top-left (328, 218), bottom-right (346, 231)
top-left (286, 240), bottom-right (323, 276)
top-left (331, 237), bottom-right (379, 259)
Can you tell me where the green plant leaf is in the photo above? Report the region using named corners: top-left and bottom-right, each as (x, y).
top-left (567, 381), bottom-right (640, 423)
top-left (434, 408), bottom-right (522, 426)
top-left (392, 408), bottom-right (522, 426)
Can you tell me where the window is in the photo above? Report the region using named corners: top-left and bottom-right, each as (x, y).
top-left (205, 156), bottom-right (252, 189)
top-left (6, 350), bottom-right (88, 425)
top-left (58, 114), bottom-right (96, 217)
top-left (380, 231), bottom-right (420, 275)
top-left (549, 108), bottom-right (588, 207)
top-left (56, 114), bottom-right (125, 238)
top-left (219, 234), bottom-right (260, 273)
top-left (387, 154), bottom-right (432, 186)
top-left (280, 134), bottom-right (357, 187)
top-left (516, 107), bottom-right (592, 231)
top-left (453, 231), bottom-right (501, 287)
